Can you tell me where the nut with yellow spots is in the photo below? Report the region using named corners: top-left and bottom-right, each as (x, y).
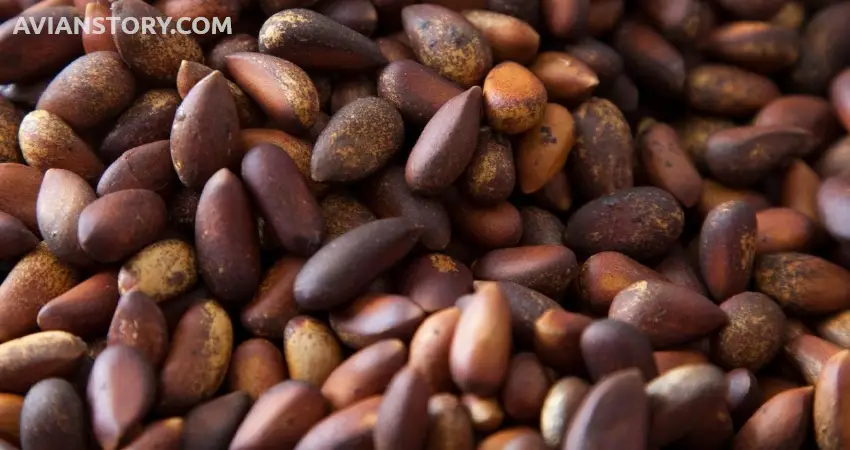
top-left (483, 62), bottom-right (547, 135)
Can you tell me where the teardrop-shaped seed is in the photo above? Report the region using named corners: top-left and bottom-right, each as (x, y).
top-left (117, 239), bottom-right (198, 303)
top-left (259, 8), bottom-right (386, 71)
top-left (36, 168), bottom-right (96, 267)
top-left (20, 378), bottom-right (86, 450)
top-left (0, 6), bottom-right (83, 84)
top-left (0, 331), bottom-right (86, 394)
top-left (111, 0), bottom-right (203, 83)
top-left (312, 97), bottom-right (404, 182)
top-left (294, 218), bottom-right (422, 311)
top-left (405, 87), bottom-right (482, 195)
top-left (78, 189), bottom-right (167, 263)
top-left (170, 71), bottom-right (240, 189)
top-left (37, 270), bottom-right (119, 339)
top-left (18, 110), bottom-right (104, 184)
top-left (225, 52), bottom-right (319, 134)
top-left (88, 345), bottom-right (156, 450)
top-left (182, 391), bottom-right (252, 450)
top-left (99, 89), bottom-right (181, 163)
top-left (107, 291), bottom-right (169, 369)
top-left (176, 60), bottom-right (263, 129)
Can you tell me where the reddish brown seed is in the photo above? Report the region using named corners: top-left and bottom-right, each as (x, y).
top-left (406, 87), bottom-right (482, 195)
top-left (755, 207), bottom-right (815, 254)
top-left (609, 280), bottom-right (729, 348)
top-left (563, 369), bottom-right (649, 450)
top-left (759, 376), bottom-right (801, 402)
top-left (426, 393), bottom-right (475, 450)
top-left (99, 89), bottom-right (181, 164)
top-left (361, 166), bottom-right (451, 251)
top-left (18, 110), bottom-right (104, 184)
top-left (321, 339), bottom-right (407, 409)
top-left (479, 427), bottom-right (547, 450)
top-left (462, 9), bottom-right (539, 64)
top-left (443, 190), bottom-right (523, 249)
top-left (818, 176), bottom-right (850, 242)
top-left (520, 207), bottom-right (564, 246)
top-left (182, 391), bottom-right (252, 450)
top-left (0, 244), bottom-right (78, 343)
top-left (409, 307), bottom-right (461, 393)
top-left (35, 169), bottom-right (95, 267)
top-left (330, 76), bottom-right (377, 115)
top-left (259, 8), bottom-right (386, 71)
top-left (654, 245), bottom-right (708, 296)
top-left (517, 103), bottom-right (575, 194)
top-left (0, 331), bottom-right (86, 394)
top-left (312, 97), bottom-right (404, 183)
top-left (316, 0), bottom-right (378, 36)
top-left (500, 353), bottom-right (551, 421)
top-left (401, 4), bottom-right (492, 87)
top-left (755, 252), bottom-right (850, 314)
top-left (699, 201), bottom-right (758, 301)
top-left (580, 319), bottom-right (658, 382)
top-left (529, 51), bottom-right (599, 106)
top-left (564, 38), bottom-right (623, 86)
top-left (107, 291), bottom-right (168, 369)
top-left (195, 169), bottom-right (261, 303)
top-left (19, 378), bottom-right (86, 450)
top-left (449, 282), bottom-right (512, 396)
top-left (123, 418), bottom-right (183, 450)
top-left (170, 72), bottom-right (240, 190)
top-left (646, 364), bottom-right (728, 446)
top-left (175, 60), bottom-right (263, 129)
top-left (228, 339), bottom-right (287, 401)
top-left (814, 351), bottom-right (850, 449)
top-left (567, 97), bottom-right (633, 200)
top-left (705, 22), bottom-right (800, 73)
top-left (706, 126), bottom-right (811, 187)
top-left (638, 121), bottom-right (702, 207)
top-left (158, 300), bottom-right (233, 414)
top-left (376, 36), bottom-right (416, 62)
top-left (588, 0), bottom-right (624, 36)
top-left (230, 380), bottom-right (327, 450)
top-left (533, 309), bottom-right (592, 374)
top-left (37, 51), bottom-right (135, 130)
top-left (0, 211), bottom-right (37, 261)
top-left (755, 95), bottom-right (840, 153)
top-left (78, 189), bottom-right (167, 264)
top-left (111, 0), bottom-right (203, 83)
top-left (0, 393), bottom-right (22, 446)
top-left (733, 386), bottom-right (813, 450)
top-left (541, 0), bottom-right (587, 39)
top-left (540, 378), bottom-right (589, 449)
top-left (615, 21), bottom-right (686, 96)
top-left (242, 257), bottom-right (304, 339)
top-left (712, 292), bottom-right (785, 371)
top-left (97, 141), bottom-right (177, 197)
top-left (817, 310), bottom-right (850, 349)
top-left (240, 128), bottom-right (327, 196)
top-left (37, 271), bottom-right (119, 339)
top-left (207, 34), bottom-right (258, 75)
top-left (699, 179), bottom-right (771, 218)
top-left (294, 218), bottom-right (422, 311)
top-left (785, 333), bottom-right (841, 385)
top-left (242, 144), bottom-right (323, 256)
top-left (578, 251), bottom-right (668, 315)
top-left (377, 59), bottom-right (465, 126)
top-left (686, 64), bottom-right (780, 117)
top-left (224, 52), bottom-right (318, 135)
top-left (375, 366), bottom-right (431, 450)
top-left (565, 187), bottom-right (685, 261)
top-left (653, 350), bottom-right (709, 374)
top-left (782, 160), bottom-right (823, 227)
top-left (0, 6), bottom-right (83, 84)
top-left (400, 254), bottom-right (472, 313)
top-left (472, 245), bottom-right (577, 298)
top-left (329, 293), bottom-right (424, 349)
top-left (88, 345), bottom-right (156, 450)
top-left (284, 316), bottom-right (343, 388)
top-left (293, 395), bottom-right (382, 450)
top-left (483, 61), bottom-right (547, 135)
top-left (726, 368), bottom-right (764, 427)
